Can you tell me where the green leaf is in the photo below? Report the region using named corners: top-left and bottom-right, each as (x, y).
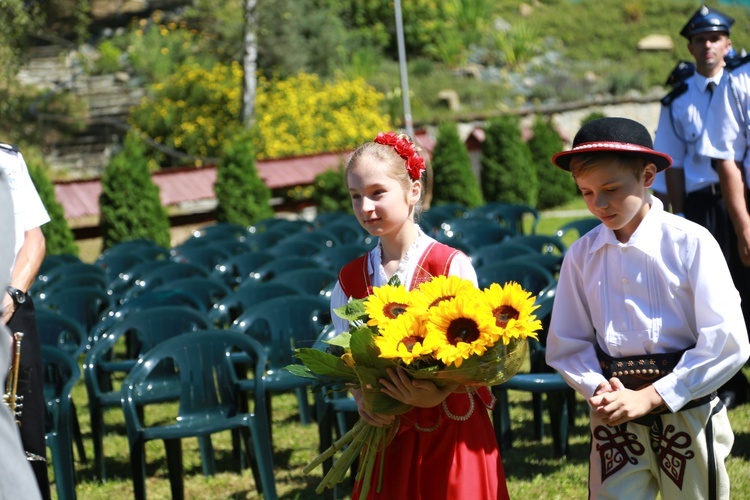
top-left (292, 348), bottom-right (358, 382)
top-left (333, 298), bottom-right (368, 322)
top-left (325, 332), bottom-right (351, 349)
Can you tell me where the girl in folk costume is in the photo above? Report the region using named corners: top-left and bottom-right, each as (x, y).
top-left (329, 132), bottom-right (509, 499)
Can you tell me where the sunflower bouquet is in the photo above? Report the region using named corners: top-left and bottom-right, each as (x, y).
top-left (286, 275), bottom-right (542, 497)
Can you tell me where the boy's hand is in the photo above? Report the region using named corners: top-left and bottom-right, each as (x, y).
top-left (380, 367), bottom-right (458, 409)
top-left (589, 383), bottom-right (664, 426)
top-left (592, 377), bottom-right (626, 397)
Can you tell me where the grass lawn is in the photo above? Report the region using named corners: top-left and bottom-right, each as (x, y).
top-left (59, 366), bottom-right (750, 499)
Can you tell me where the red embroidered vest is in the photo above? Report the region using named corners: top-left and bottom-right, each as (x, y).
top-left (338, 241), bottom-right (461, 299)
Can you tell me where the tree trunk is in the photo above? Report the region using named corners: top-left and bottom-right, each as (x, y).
top-left (241, 0), bottom-right (258, 129)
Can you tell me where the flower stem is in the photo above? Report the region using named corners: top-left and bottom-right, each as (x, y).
top-left (303, 419), bottom-right (368, 475)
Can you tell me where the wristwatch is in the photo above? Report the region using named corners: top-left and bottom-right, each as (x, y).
top-left (6, 286), bottom-right (26, 305)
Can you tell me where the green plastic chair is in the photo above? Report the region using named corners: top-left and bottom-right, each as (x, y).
top-left (475, 260), bottom-right (556, 296)
top-left (39, 286), bottom-right (113, 334)
top-left (120, 262), bottom-right (209, 302)
top-left (121, 330), bottom-right (277, 500)
top-left (33, 262), bottom-right (108, 297)
top-left (42, 346), bottom-right (81, 500)
top-left (312, 243), bottom-right (369, 271)
top-left (83, 306), bottom-right (211, 480)
top-left (208, 282), bottom-right (300, 328)
top-left (491, 293), bottom-right (577, 457)
top-left (499, 234), bottom-right (567, 256)
top-left (271, 268), bottom-right (338, 296)
top-left (554, 217), bottom-right (601, 241)
top-left (153, 277), bottom-right (232, 312)
top-left (230, 295), bottom-right (332, 429)
top-left (246, 257), bottom-right (320, 283)
top-left (209, 251), bottom-right (276, 289)
top-left (469, 241), bottom-right (537, 269)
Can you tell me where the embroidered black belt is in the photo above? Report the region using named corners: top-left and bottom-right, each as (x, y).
top-left (595, 344), bottom-right (715, 418)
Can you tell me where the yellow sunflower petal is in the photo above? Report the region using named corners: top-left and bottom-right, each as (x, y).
top-left (364, 284), bottom-right (413, 328)
top-left (374, 312), bottom-right (432, 365)
top-left (422, 295), bottom-right (499, 368)
top-left (410, 275), bottom-right (481, 315)
top-left (481, 281), bottom-right (542, 343)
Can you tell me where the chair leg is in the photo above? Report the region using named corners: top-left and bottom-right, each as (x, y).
top-left (197, 435), bottom-right (216, 476)
top-left (532, 392), bottom-right (544, 440)
top-left (89, 405), bottom-right (106, 480)
top-left (165, 438), bottom-right (185, 500)
top-left (296, 387), bottom-right (312, 425)
top-left (248, 421), bottom-right (277, 500)
top-left (130, 439), bottom-right (147, 500)
top-left (72, 401), bottom-right (87, 464)
top-left (546, 390), bottom-right (570, 457)
top-left (240, 426), bottom-right (263, 495)
top-left (491, 387), bottom-right (513, 450)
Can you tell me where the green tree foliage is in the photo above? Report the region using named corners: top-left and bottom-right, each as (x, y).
top-left (24, 151), bottom-right (78, 256)
top-left (581, 111), bottom-right (607, 125)
top-left (99, 132), bottom-right (171, 251)
top-left (528, 116), bottom-right (577, 210)
top-left (311, 166), bottom-right (352, 214)
top-left (214, 132), bottom-right (274, 227)
top-left (431, 121), bottom-right (483, 208)
top-left (480, 116), bottom-right (537, 206)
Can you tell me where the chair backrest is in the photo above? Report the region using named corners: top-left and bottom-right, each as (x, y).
top-left (230, 295), bottom-right (332, 369)
top-left (121, 329), bottom-right (269, 437)
top-left (476, 261), bottom-right (556, 295)
top-left (95, 252), bottom-right (150, 284)
top-left (499, 235), bottom-right (567, 256)
top-left (271, 268), bottom-right (338, 296)
top-left (208, 282), bottom-right (301, 328)
top-left (267, 240), bottom-right (324, 258)
top-left (210, 251), bottom-right (276, 288)
top-left (312, 244), bottom-right (369, 271)
top-left (169, 244), bottom-right (235, 271)
top-left (41, 345), bottom-right (81, 431)
top-left (469, 242), bottom-right (537, 269)
top-left (324, 221), bottom-right (369, 245)
top-left (247, 257), bottom-right (320, 283)
top-left (153, 277), bottom-right (232, 311)
top-left (40, 286), bottom-right (113, 333)
top-left (35, 262), bottom-right (108, 296)
top-left (36, 309), bottom-right (89, 358)
top-left (120, 262), bottom-right (209, 302)
top-left (191, 222), bottom-right (249, 240)
top-left (244, 228), bottom-right (290, 252)
top-left (554, 217), bottom-right (601, 242)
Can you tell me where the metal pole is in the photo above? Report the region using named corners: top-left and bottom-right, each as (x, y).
top-left (394, 0), bottom-right (414, 137)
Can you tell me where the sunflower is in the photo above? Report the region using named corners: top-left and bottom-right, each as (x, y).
top-left (481, 281), bottom-right (542, 344)
top-left (422, 295), bottom-right (499, 367)
top-left (374, 312), bottom-right (433, 365)
top-left (410, 275), bottom-right (481, 315)
top-left (364, 284), bottom-right (413, 328)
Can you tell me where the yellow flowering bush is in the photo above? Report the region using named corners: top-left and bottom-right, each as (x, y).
top-left (129, 67), bottom-right (391, 165)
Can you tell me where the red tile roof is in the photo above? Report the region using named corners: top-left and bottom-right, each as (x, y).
top-left (54, 132), bottom-right (436, 220)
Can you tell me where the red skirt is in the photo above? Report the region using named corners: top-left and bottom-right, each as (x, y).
top-left (352, 388), bottom-right (509, 500)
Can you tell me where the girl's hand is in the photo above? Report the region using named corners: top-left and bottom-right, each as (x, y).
top-left (379, 367), bottom-right (458, 408)
top-left (349, 387), bottom-right (395, 427)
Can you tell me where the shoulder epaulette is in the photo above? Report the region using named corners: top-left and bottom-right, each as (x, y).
top-left (661, 82), bottom-right (688, 107)
top-left (0, 142), bottom-right (19, 153)
top-left (726, 53), bottom-right (750, 72)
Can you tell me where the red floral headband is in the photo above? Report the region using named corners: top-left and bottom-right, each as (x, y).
top-left (374, 131), bottom-right (426, 181)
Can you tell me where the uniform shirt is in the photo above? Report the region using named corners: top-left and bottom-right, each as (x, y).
top-left (0, 147), bottom-right (50, 274)
top-left (653, 71), bottom-right (723, 194)
top-left (546, 196), bottom-right (749, 412)
top-left (329, 230), bottom-right (477, 334)
top-left (698, 63), bottom-right (750, 184)
top-left (0, 170), bottom-right (14, 296)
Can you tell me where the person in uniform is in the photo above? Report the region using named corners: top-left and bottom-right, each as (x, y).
top-left (654, 4), bottom-right (749, 409)
top-left (0, 166), bottom-right (42, 498)
top-left (0, 142), bottom-right (51, 499)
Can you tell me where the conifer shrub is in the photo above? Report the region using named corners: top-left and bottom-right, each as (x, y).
top-left (480, 116), bottom-right (537, 206)
top-left (528, 116), bottom-right (577, 210)
top-left (99, 132), bottom-right (171, 251)
top-left (214, 132), bottom-right (274, 227)
top-left (431, 121), bottom-right (483, 208)
top-left (311, 166), bottom-right (352, 214)
top-left (25, 152), bottom-right (79, 256)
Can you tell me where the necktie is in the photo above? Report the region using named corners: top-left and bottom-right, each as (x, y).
top-left (707, 81), bottom-right (717, 99)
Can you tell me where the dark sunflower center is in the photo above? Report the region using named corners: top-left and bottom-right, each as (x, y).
top-left (447, 318), bottom-right (480, 345)
top-left (384, 302), bottom-right (408, 319)
top-left (428, 295), bottom-right (453, 309)
top-left (399, 336), bottom-right (424, 352)
top-left (493, 305), bottom-right (519, 328)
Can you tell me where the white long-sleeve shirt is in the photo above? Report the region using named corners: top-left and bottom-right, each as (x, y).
top-left (546, 196), bottom-right (750, 412)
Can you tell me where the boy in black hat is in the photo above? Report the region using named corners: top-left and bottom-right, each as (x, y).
top-left (546, 117), bottom-right (749, 499)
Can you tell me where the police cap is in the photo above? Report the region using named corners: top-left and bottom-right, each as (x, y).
top-left (680, 4), bottom-right (734, 39)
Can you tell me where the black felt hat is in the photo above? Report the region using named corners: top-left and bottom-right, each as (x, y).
top-left (552, 117), bottom-right (672, 172)
top-left (680, 4), bottom-right (734, 39)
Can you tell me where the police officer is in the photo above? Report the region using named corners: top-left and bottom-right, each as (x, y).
top-left (654, 4), bottom-right (750, 409)
top-left (0, 142), bottom-right (51, 499)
